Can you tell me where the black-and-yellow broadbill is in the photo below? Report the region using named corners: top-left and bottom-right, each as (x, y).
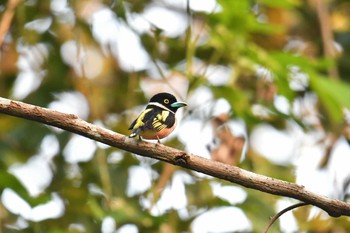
top-left (128, 92), bottom-right (187, 142)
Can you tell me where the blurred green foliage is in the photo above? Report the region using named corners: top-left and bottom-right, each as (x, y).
top-left (1, 0), bottom-right (350, 232)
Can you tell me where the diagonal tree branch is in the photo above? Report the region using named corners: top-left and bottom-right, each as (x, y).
top-left (0, 96), bottom-right (350, 217)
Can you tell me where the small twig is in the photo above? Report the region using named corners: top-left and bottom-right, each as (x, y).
top-left (314, 0), bottom-right (339, 79)
top-left (151, 163), bottom-right (176, 204)
top-left (150, 57), bottom-right (184, 100)
top-left (263, 202), bottom-right (309, 233)
top-left (96, 149), bottom-right (113, 200)
top-left (0, 0), bottom-right (22, 47)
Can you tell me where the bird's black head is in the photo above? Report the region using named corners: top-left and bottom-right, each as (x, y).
top-left (149, 92), bottom-right (187, 112)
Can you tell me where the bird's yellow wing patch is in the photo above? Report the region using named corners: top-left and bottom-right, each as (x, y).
top-left (160, 110), bottom-right (169, 122)
top-left (132, 108), bottom-right (152, 130)
top-left (152, 110), bottom-right (170, 131)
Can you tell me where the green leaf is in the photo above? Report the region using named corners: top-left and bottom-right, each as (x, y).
top-left (210, 85), bottom-right (251, 118)
top-left (260, 0), bottom-right (299, 9)
top-left (0, 171), bottom-right (51, 206)
top-left (310, 75), bottom-right (350, 123)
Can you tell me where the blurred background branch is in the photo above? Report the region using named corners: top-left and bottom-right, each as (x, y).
top-left (0, 0), bottom-right (22, 47)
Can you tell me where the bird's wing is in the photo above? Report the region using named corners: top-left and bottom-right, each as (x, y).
top-left (145, 110), bottom-right (175, 132)
top-left (128, 108), bottom-right (153, 130)
top-left (129, 107), bottom-right (176, 139)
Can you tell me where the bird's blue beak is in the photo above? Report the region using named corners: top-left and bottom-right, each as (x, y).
top-left (171, 101), bottom-right (187, 108)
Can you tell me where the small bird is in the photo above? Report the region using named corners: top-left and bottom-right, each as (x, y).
top-left (128, 92), bottom-right (187, 142)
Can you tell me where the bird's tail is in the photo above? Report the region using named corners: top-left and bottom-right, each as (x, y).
top-left (129, 128), bottom-right (141, 138)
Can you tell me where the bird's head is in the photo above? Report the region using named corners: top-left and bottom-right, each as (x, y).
top-left (149, 92), bottom-right (187, 112)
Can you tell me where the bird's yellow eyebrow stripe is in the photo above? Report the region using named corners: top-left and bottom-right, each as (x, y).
top-left (132, 108), bottom-right (152, 129)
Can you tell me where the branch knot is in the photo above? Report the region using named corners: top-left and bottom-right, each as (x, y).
top-left (174, 152), bottom-right (190, 165)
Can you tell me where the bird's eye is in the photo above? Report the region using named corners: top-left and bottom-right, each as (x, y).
top-left (164, 99), bottom-right (169, 104)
